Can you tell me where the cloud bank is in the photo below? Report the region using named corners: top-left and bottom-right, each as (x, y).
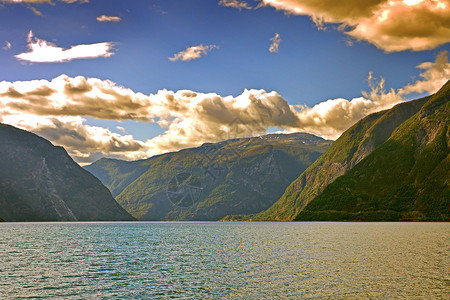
top-left (169, 44), bottom-right (218, 62)
top-left (1, 52), bottom-right (448, 163)
top-left (259, 0), bottom-right (450, 52)
top-left (15, 30), bottom-right (115, 63)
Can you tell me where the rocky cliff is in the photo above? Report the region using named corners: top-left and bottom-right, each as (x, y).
top-left (0, 124), bottom-right (135, 221)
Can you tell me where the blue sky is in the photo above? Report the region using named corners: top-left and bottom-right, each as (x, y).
top-left (0, 0), bottom-right (449, 163)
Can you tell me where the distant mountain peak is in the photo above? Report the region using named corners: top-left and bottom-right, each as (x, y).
top-left (85, 132), bottom-right (332, 220)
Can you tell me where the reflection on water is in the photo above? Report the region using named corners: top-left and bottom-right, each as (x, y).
top-left (0, 222), bottom-right (448, 298)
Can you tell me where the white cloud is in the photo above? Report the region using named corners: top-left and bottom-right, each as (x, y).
top-left (15, 30), bottom-right (115, 63)
top-left (2, 41), bottom-right (11, 50)
top-left (269, 33), bottom-right (281, 53)
top-left (292, 77), bottom-right (402, 138)
top-left (116, 126), bottom-right (126, 133)
top-left (169, 44), bottom-right (218, 62)
top-left (1, 52), bottom-right (448, 163)
top-left (0, 115), bottom-right (146, 164)
top-left (399, 50), bottom-right (450, 95)
top-left (219, 0), bottom-right (253, 10)
top-left (96, 15), bottom-right (122, 22)
top-left (259, 0), bottom-right (450, 52)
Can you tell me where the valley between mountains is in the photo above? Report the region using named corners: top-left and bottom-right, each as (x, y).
top-left (0, 81), bottom-right (448, 222)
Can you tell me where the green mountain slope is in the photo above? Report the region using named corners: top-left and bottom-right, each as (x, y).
top-left (296, 81), bottom-right (449, 221)
top-left (84, 158), bottom-right (151, 197)
top-left (254, 95), bottom-right (430, 221)
top-left (86, 133), bottom-right (331, 220)
top-left (0, 124), bottom-right (135, 221)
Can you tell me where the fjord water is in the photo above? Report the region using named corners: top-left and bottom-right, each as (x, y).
top-left (0, 222), bottom-right (448, 298)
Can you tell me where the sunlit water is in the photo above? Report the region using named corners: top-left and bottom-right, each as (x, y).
top-left (0, 222), bottom-right (448, 299)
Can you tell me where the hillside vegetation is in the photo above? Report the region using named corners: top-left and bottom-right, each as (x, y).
top-left (296, 81), bottom-right (449, 221)
top-left (86, 133), bottom-right (331, 220)
top-left (254, 95), bottom-right (430, 221)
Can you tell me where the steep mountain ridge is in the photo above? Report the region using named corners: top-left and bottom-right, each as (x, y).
top-left (253, 95), bottom-right (430, 221)
top-left (0, 124), bottom-right (135, 221)
top-left (295, 81), bottom-right (449, 221)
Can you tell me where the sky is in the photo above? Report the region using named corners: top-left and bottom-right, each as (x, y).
top-left (0, 0), bottom-right (449, 164)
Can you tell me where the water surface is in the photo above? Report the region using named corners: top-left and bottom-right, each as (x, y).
top-left (0, 222), bottom-right (448, 298)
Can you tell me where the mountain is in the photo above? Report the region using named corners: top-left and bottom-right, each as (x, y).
top-left (296, 81), bottom-right (449, 221)
top-left (254, 96), bottom-right (430, 221)
top-left (0, 124), bottom-right (135, 222)
top-left (84, 157), bottom-right (151, 198)
top-left (85, 133), bottom-right (332, 220)
top-left (256, 81), bottom-right (449, 221)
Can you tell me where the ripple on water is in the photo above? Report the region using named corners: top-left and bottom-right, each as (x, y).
top-left (0, 222), bottom-right (448, 299)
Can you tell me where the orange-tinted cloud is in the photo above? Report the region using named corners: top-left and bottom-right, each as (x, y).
top-left (1, 52), bottom-right (448, 162)
top-left (260, 0), bottom-right (450, 52)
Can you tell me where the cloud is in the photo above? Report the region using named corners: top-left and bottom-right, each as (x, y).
top-left (0, 115), bottom-right (146, 164)
top-left (259, 0), bottom-right (450, 52)
top-left (399, 50), bottom-right (450, 94)
top-left (1, 52), bottom-right (448, 163)
top-left (292, 77), bottom-right (402, 137)
top-left (1, 0), bottom-right (89, 16)
top-left (0, 0), bottom-right (52, 3)
top-left (28, 5), bottom-right (43, 15)
top-left (219, 0), bottom-right (253, 10)
top-left (2, 41), bottom-right (11, 50)
top-left (116, 126), bottom-right (126, 133)
top-left (15, 30), bottom-right (115, 63)
top-left (269, 33), bottom-right (281, 53)
top-left (0, 0), bottom-right (88, 3)
top-left (59, 0), bottom-right (89, 3)
top-left (169, 44), bottom-right (218, 62)
top-left (96, 15), bottom-right (122, 22)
